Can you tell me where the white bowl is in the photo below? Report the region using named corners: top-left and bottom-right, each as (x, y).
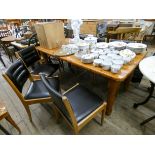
top-left (126, 43), bottom-right (147, 54)
top-left (101, 60), bottom-right (112, 70)
top-left (81, 54), bottom-right (94, 63)
top-left (93, 59), bottom-right (103, 67)
top-left (111, 64), bottom-right (121, 73)
top-left (99, 55), bottom-right (108, 60)
top-left (112, 59), bottom-right (124, 67)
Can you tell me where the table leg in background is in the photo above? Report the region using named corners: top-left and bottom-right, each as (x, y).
top-left (124, 71), bottom-right (134, 91)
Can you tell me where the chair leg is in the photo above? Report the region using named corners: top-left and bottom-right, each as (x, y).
top-left (101, 109), bottom-right (105, 126)
top-left (73, 128), bottom-right (79, 135)
top-left (5, 113), bottom-right (21, 134)
top-left (0, 124), bottom-right (11, 135)
top-left (24, 105), bottom-right (32, 122)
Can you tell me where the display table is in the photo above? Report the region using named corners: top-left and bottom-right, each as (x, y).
top-left (36, 45), bottom-right (147, 115)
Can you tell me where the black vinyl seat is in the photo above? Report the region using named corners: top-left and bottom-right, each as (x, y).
top-left (25, 77), bottom-right (59, 100)
top-left (40, 74), bottom-right (106, 134)
top-left (31, 62), bottom-right (59, 76)
top-left (18, 45), bottom-right (59, 77)
top-left (65, 85), bottom-right (103, 123)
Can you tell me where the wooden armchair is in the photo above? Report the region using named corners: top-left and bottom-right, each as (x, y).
top-left (2, 59), bottom-right (59, 121)
top-left (40, 74), bottom-right (107, 134)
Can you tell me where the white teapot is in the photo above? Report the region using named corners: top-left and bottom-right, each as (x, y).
top-left (84, 34), bottom-right (97, 50)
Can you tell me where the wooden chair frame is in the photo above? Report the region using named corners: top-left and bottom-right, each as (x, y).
top-left (0, 102), bottom-right (21, 134)
top-left (2, 72), bottom-right (52, 122)
top-left (53, 83), bottom-right (107, 134)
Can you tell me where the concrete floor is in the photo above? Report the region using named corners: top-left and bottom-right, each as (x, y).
top-left (0, 42), bottom-right (155, 135)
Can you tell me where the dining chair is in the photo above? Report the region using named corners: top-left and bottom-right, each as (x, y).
top-left (16, 45), bottom-right (59, 78)
top-left (0, 101), bottom-right (21, 134)
top-left (2, 59), bottom-right (59, 121)
top-left (40, 73), bottom-right (107, 134)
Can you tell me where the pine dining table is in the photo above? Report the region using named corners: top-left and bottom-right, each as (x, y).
top-left (36, 45), bottom-right (147, 115)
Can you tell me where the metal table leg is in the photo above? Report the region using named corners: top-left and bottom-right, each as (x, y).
top-left (133, 81), bottom-right (155, 108)
top-left (0, 124), bottom-right (11, 135)
top-left (140, 115), bottom-right (155, 126)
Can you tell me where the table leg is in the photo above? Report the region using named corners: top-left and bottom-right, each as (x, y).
top-left (133, 81), bottom-right (155, 108)
top-left (106, 79), bottom-right (121, 115)
top-left (124, 71), bottom-right (134, 91)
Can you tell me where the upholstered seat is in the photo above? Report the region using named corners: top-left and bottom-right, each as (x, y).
top-left (65, 85), bottom-right (103, 123)
top-left (17, 45), bottom-right (59, 77)
top-left (31, 63), bottom-right (59, 77)
top-left (25, 77), bottom-right (59, 100)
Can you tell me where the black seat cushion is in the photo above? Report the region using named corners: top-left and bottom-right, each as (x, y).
top-left (25, 77), bottom-right (59, 100)
top-left (31, 63), bottom-right (59, 76)
top-left (65, 85), bottom-right (103, 123)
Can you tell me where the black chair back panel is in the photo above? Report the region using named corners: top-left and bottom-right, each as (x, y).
top-left (19, 45), bottom-right (40, 67)
top-left (40, 74), bottom-right (71, 121)
top-left (6, 59), bottom-right (29, 92)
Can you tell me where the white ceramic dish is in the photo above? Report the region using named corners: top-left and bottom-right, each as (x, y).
top-left (111, 64), bottom-right (121, 73)
top-left (93, 59), bottom-right (103, 67)
top-left (91, 49), bottom-right (103, 54)
top-left (99, 55), bottom-right (108, 60)
top-left (96, 42), bottom-right (109, 49)
top-left (109, 41), bottom-right (127, 50)
top-left (101, 60), bottom-right (112, 70)
top-left (119, 49), bottom-right (136, 60)
top-left (112, 60), bottom-right (124, 67)
top-left (126, 43), bottom-right (147, 54)
top-left (84, 35), bottom-right (97, 49)
top-left (81, 54), bottom-right (94, 63)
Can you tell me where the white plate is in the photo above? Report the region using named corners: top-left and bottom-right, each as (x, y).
top-left (108, 41), bottom-right (127, 50)
top-left (96, 42), bottom-right (109, 49)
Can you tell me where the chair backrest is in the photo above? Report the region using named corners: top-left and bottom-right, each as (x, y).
top-left (4, 59), bottom-right (30, 92)
top-left (18, 45), bottom-right (40, 67)
top-left (117, 27), bottom-right (141, 40)
top-left (40, 74), bottom-right (73, 123)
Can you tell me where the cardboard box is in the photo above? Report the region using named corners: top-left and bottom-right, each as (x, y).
top-left (35, 21), bottom-right (65, 49)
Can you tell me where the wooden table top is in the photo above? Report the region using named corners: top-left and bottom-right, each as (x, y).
top-left (11, 41), bottom-right (28, 49)
top-left (36, 46), bottom-right (147, 82)
top-left (1, 35), bottom-right (16, 42)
